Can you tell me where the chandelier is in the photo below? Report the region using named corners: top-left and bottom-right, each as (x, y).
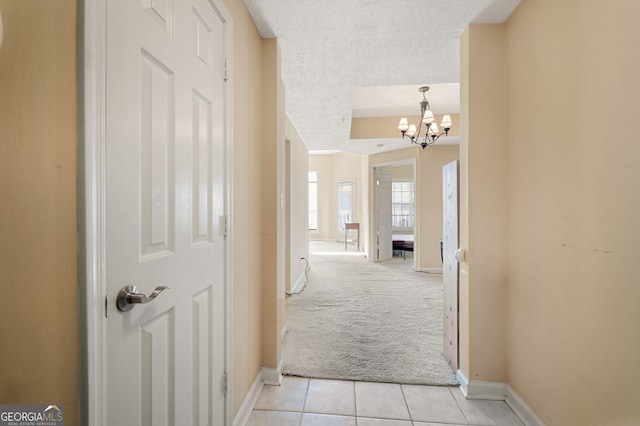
top-left (397, 86), bottom-right (452, 149)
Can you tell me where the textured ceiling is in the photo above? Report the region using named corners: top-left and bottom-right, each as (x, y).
top-left (244, 0), bottom-right (521, 154)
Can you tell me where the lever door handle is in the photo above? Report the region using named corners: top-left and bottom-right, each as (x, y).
top-left (116, 285), bottom-right (170, 312)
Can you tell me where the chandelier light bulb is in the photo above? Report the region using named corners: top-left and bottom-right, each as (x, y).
top-left (397, 117), bottom-right (409, 131)
top-left (422, 109), bottom-right (435, 124)
top-left (407, 124), bottom-right (417, 138)
top-left (441, 114), bottom-right (452, 129)
top-left (429, 122), bottom-right (439, 135)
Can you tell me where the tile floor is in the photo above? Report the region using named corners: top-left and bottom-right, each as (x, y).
top-left (248, 376), bottom-right (524, 426)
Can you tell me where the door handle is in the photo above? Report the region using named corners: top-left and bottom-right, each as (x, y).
top-left (116, 285), bottom-right (170, 312)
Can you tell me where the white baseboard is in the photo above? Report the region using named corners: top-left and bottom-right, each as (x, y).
top-left (468, 380), bottom-right (507, 401)
top-left (277, 357), bottom-right (285, 378)
top-left (456, 370), bottom-right (544, 426)
top-left (415, 267), bottom-right (443, 274)
top-left (506, 384), bottom-right (545, 426)
top-left (281, 323), bottom-right (289, 341)
top-left (261, 366), bottom-right (282, 386)
top-left (232, 370), bottom-right (264, 426)
top-left (456, 369), bottom-right (470, 397)
top-left (456, 369), bottom-right (504, 400)
top-left (290, 271), bottom-right (307, 294)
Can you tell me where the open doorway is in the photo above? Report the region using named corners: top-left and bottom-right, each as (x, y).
top-left (280, 152), bottom-right (458, 386)
top-left (371, 160), bottom-right (417, 270)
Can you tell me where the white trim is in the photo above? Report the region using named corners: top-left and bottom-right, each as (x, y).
top-left (232, 370), bottom-right (264, 426)
top-left (289, 271), bottom-right (307, 294)
top-left (219, 2), bottom-right (235, 424)
top-left (278, 356), bottom-right (285, 375)
top-left (415, 267), bottom-right (443, 274)
top-left (456, 369), bottom-right (505, 400)
top-left (280, 323), bottom-right (289, 341)
top-left (456, 370), bottom-right (544, 426)
top-left (456, 369), bottom-right (469, 397)
top-left (80, 0), bottom-right (107, 424)
top-left (506, 385), bottom-right (546, 426)
top-left (467, 380), bottom-right (507, 401)
top-left (261, 366), bottom-right (283, 386)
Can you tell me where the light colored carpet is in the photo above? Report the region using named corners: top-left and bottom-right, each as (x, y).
top-left (282, 241), bottom-right (458, 386)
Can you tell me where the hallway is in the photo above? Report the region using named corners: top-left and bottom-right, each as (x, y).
top-left (247, 376), bottom-right (524, 425)
top-left (282, 241), bottom-right (456, 385)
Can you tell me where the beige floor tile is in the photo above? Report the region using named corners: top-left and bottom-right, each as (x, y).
top-left (247, 410), bottom-right (302, 426)
top-left (402, 385), bottom-right (468, 424)
top-left (301, 413), bottom-right (357, 426)
top-left (355, 382), bottom-right (411, 420)
top-left (305, 379), bottom-right (356, 416)
top-left (253, 376), bottom-right (309, 412)
top-left (450, 389), bottom-right (524, 426)
top-left (356, 418), bottom-right (412, 426)
top-left (413, 423), bottom-right (468, 426)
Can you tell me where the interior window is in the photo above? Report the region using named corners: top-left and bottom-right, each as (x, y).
top-left (392, 180), bottom-right (415, 230)
top-left (308, 171), bottom-right (318, 231)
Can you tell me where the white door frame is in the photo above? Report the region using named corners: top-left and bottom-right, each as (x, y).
top-left (369, 159), bottom-right (417, 268)
top-left (79, 0), bottom-right (234, 424)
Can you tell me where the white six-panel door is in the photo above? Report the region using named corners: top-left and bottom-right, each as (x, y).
top-left (375, 168), bottom-right (393, 261)
top-left (442, 160), bottom-right (459, 371)
top-left (105, 0), bottom-right (227, 424)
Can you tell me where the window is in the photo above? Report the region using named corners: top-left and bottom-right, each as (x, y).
top-left (392, 180), bottom-right (415, 230)
top-left (308, 171), bottom-right (318, 231)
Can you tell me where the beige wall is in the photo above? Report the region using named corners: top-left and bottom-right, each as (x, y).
top-left (259, 37), bottom-right (283, 371)
top-left (0, 0), bottom-right (79, 424)
top-left (504, 0), bottom-right (640, 423)
top-left (351, 114), bottom-right (460, 139)
top-left (460, 24), bottom-right (509, 383)
top-left (286, 119), bottom-right (310, 292)
top-left (391, 164), bottom-right (413, 181)
top-left (461, 0), bottom-right (640, 423)
top-left (223, 0), bottom-right (264, 414)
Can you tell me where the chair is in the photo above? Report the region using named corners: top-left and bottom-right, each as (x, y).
top-left (344, 223), bottom-right (360, 251)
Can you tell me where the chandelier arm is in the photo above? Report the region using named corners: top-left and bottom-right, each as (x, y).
top-left (410, 118), bottom-right (425, 145)
top-left (428, 131), bottom-right (448, 145)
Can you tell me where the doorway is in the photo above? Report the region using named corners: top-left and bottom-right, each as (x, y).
top-left (336, 179), bottom-right (356, 246)
top-left (289, 154), bottom-right (456, 385)
top-left (371, 160), bottom-right (417, 269)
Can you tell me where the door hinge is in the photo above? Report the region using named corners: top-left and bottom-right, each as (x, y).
top-left (223, 215), bottom-right (228, 238)
top-left (105, 295), bottom-right (109, 318)
top-left (223, 372), bottom-right (228, 396)
top-left (224, 59), bottom-right (229, 81)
